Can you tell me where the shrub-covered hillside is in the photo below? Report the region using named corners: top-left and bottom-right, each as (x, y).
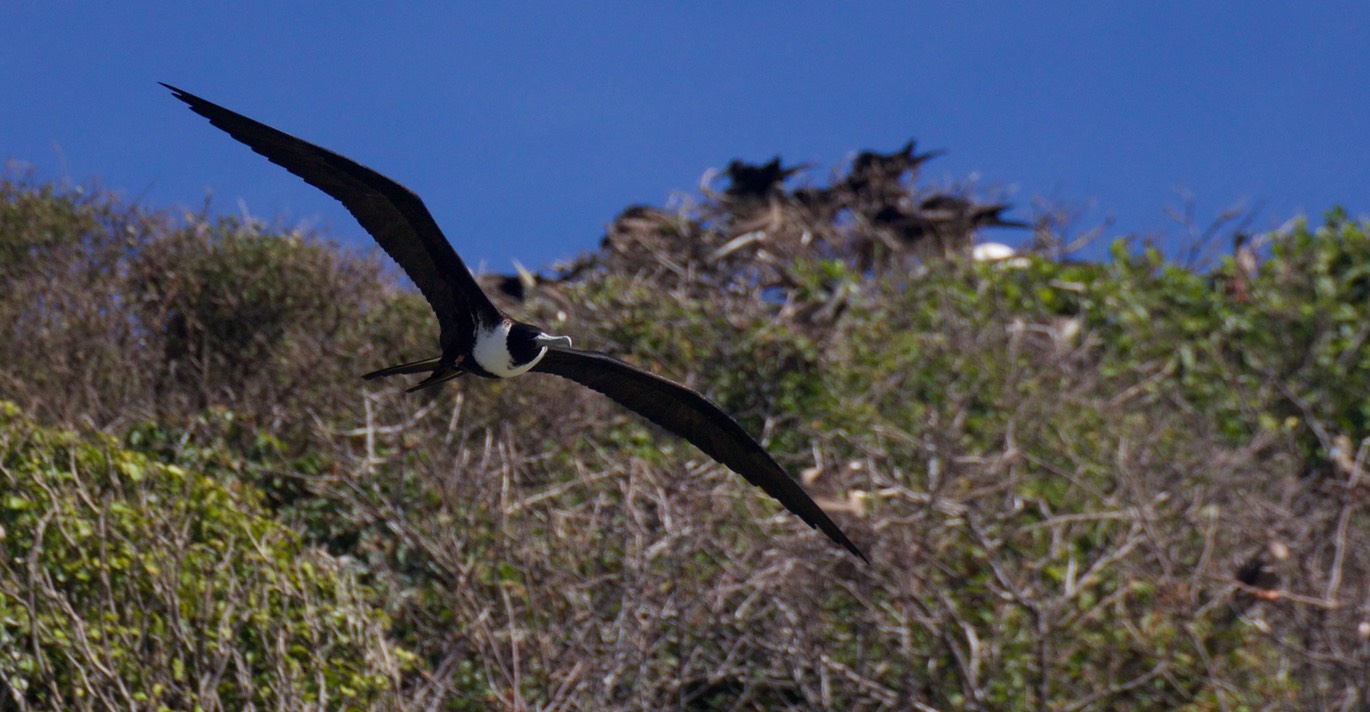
top-left (1, 155), bottom-right (1367, 710)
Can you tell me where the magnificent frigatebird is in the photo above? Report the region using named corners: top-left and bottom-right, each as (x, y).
top-left (722, 157), bottom-right (805, 201)
top-left (163, 84), bottom-right (867, 562)
top-left (846, 139), bottom-right (942, 195)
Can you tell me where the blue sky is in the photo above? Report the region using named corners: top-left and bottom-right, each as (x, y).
top-left (4, 3), bottom-right (1367, 273)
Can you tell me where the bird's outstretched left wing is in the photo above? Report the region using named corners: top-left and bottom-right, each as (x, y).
top-left (532, 346), bottom-right (867, 562)
top-left (162, 83), bottom-right (501, 351)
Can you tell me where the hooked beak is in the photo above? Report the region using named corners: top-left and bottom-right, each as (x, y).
top-left (534, 333), bottom-right (573, 349)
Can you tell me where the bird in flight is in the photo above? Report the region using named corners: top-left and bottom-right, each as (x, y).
top-left (163, 83), bottom-right (867, 562)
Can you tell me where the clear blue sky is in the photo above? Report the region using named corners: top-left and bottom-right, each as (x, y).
top-left (4, 3), bottom-right (1367, 272)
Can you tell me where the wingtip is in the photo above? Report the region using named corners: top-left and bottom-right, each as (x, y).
top-left (160, 82), bottom-right (198, 107)
top-left (805, 501), bottom-right (870, 563)
top-left (831, 531), bottom-right (870, 564)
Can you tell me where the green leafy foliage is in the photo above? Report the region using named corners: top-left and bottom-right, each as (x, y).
top-left (0, 401), bottom-right (409, 709)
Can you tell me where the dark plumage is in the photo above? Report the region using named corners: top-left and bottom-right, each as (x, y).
top-left (847, 139), bottom-right (942, 194)
top-left (723, 157), bottom-right (805, 201)
top-left (871, 204), bottom-right (935, 242)
top-left (164, 83), bottom-right (866, 563)
top-left (917, 195), bottom-right (1030, 231)
top-left (867, 196), bottom-right (1030, 261)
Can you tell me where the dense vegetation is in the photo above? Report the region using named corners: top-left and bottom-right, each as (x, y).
top-left (0, 157), bottom-right (1367, 710)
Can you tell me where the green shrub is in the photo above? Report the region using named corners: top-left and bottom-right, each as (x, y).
top-left (0, 401), bottom-right (409, 709)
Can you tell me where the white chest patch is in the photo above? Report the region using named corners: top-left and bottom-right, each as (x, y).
top-left (472, 321), bottom-right (544, 377)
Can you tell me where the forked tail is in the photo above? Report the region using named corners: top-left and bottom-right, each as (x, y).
top-left (362, 356), bottom-right (467, 393)
top-left (361, 356), bottom-right (442, 380)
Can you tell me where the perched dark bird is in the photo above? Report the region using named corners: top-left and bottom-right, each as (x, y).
top-left (868, 196), bottom-right (1030, 261)
top-left (1235, 541), bottom-right (1288, 604)
top-left (484, 261), bottom-right (540, 303)
top-left (609, 204), bottom-right (679, 237)
top-left (492, 273), bottom-right (530, 302)
top-left (723, 157), bottom-right (805, 201)
top-left (917, 195), bottom-right (1030, 231)
top-left (1235, 555), bottom-right (1280, 595)
top-left (846, 139), bottom-right (943, 195)
top-left (870, 204), bottom-right (935, 241)
top-left (600, 204), bottom-right (683, 252)
top-left (164, 83), bottom-right (866, 562)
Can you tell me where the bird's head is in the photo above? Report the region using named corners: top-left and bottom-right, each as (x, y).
top-left (505, 321), bottom-right (572, 368)
top-left (471, 320), bottom-right (572, 377)
top-left (474, 321), bottom-right (569, 377)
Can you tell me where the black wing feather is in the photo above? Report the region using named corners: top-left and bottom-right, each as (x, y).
top-left (533, 346), bottom-right (867, 562)
top-left (162, 83), bottom-right (500, 350)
